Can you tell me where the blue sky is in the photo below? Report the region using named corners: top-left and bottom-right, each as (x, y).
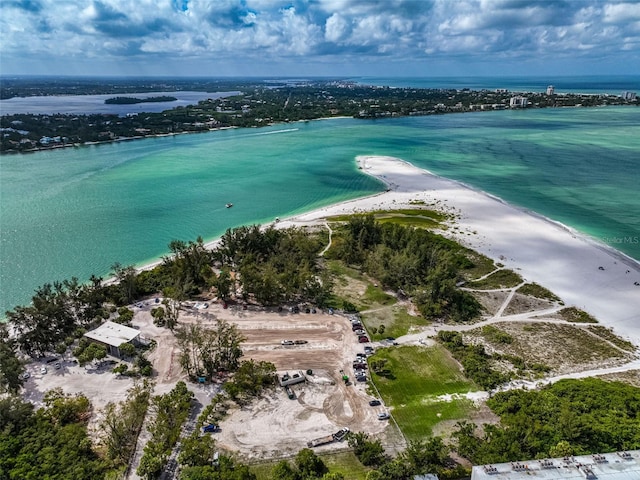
top-left (1, 0), bottom-right (639, 77)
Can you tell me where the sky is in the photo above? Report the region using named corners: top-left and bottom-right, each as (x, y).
top-left (1, 0), bottom-right (639, 78)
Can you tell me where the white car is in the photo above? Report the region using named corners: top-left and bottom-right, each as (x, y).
top-left (377, 412), bottom-right (390, 420)
top-left (22, 372), bottom-right (31, 379)
top-left (281, 340), bottom-right (294, 345)
top-left (40, 367), bottom-right (47, 374)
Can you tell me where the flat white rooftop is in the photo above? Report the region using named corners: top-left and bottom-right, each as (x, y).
top-left (472, 451), bottom-right (640, 479)
top-left (84, 321), bottom-right (140, 348)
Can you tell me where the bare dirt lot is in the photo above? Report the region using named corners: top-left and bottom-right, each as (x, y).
top-left (22, 301), bottom-right (398, 459)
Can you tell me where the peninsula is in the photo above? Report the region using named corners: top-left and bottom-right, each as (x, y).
top-left (1, 79), bottom-right (637, 153)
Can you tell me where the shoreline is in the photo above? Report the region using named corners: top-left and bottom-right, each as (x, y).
top-left (277, 156), bottom-right (640, 346)
top-left (121, 155), bottom-right (640, 347)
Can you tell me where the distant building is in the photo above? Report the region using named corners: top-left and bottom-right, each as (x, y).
top-left (509, 96), bottom-right (529, 108)
top-left (622, 91), bottom-right (637, 100)
top-left (471, 450), bottom-right (640, 479)
top-left (84, 321), bottom-right (141, 358)
top-left (546, 85), bottom-right (555, 95)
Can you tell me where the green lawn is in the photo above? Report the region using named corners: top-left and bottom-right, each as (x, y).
top-left (369, 345), bottom-right (477, 440)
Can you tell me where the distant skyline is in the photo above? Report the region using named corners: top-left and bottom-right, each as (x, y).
top-left (1, 0), bottom-right (640, 78)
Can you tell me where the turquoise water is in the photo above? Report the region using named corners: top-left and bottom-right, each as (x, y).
top-left (1, 107), bottom-right (639, 313)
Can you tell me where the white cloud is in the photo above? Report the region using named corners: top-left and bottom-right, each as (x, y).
top-left (0, 0), bottom-right (638, 75)
top-left (325, 13), bottom-right (348, 42)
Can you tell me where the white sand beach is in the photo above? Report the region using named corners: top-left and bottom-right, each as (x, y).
top-left (279, 155), bottom-right (640, 346)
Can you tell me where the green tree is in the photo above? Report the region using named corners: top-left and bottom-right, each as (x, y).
top-left (151, 306), bottom-right (166, 326)
top-left (178, 431), bottom-right (217, 467)
top-left (119, 342), bottom-right (136, 358)
top-left (76, 342), bottom-right (107, 366)
top-left (272, 460), bottom-right (299, 480)
top-left (295, 448), bottom-right (328, 477)
top-left (215, 268), bottom-right (233, 301)
top-left (347, 432), bottom-right (387, 467)
top-left (0, 325), bottom-right (25, 393)
top-left (110, 263), bottom-right (138, 305)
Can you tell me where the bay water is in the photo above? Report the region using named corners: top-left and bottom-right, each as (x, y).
top-left (1, 106), bottom-right (639, 314)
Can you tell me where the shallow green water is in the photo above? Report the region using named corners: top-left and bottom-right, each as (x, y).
top-left (1, 107), bottom-right (639, 313)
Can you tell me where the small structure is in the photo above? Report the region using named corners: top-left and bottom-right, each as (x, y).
top-left (279, 371), bottom-right (306, 387)
top-left (84, 321), bottom-right (141, 358)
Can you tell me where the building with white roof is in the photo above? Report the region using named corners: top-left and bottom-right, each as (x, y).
top-left (472, 450), bottom-right (640, 480)
top-left (84, 321), bottom-right (141, 358)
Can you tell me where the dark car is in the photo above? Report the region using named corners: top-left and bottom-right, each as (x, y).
top-left (369, 400), bottom-right (381, 406)
top-left (203, 424), bottom-right (220, 433)
top-left (358, 336), bottom-right (370, 343)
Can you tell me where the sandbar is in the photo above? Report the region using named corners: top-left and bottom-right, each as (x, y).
top-left (279, 155), bottom-right (640, 346)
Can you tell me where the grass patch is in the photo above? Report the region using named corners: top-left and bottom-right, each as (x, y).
top-left (369, 345), bottom-right (476, 440)
top-left (471, 322), bottom-right (629, 372)
top-left (363, 284), bottom-right (396, 306)
top-left (460, 252), bottom-right (497, 280)
top-left (467, 269), bottom-right (523, 289)
top-left (326, 260), bottom-right (367, 282)
top-left (361, 306), bottom-right (429, 340)
top-left (587, 325), bottom-right (637, 352)
top-left (481, 325), bottom-right (514, 344)
top-left (250, 451), bottom-right (370, 480)
top-left (517, 283), bottom-right (561, 302)
top-left (327, 208), bottom-right (449, 229)
top-left (376, 215), bottom-right (441, 229)
top-left (559, 307), bottom-right (598, 323)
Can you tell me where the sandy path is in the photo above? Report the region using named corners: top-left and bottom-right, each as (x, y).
top-left (278, 155), bottom-right (640, 348)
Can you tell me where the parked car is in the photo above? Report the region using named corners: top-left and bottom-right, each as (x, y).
top-left (378, 412), bottom-right (390, 420)
top-left (356, 353), bottom-right (367, 358)
top-left (351, 324), bottom-right (363, 331)
top-left (354, 329), bottom-right (366, 336)
top-left (54, 362), bottom-right (61, 369)
top-left (203, 424), bottom-right (220, 433)
top-left (281, 340), bottom-right (294, 345)
top-left (40, 367), bottom-right (47, 374)
top-left (358, 336), bottom-right (370, 343)
top-left (22, 372), bottom-right (31, 379)
top-left (364, 346), bottom-right (374, 353)
top-left (369, 400), bottom-right (381, 406)
top-left (356, 375), bottom-right (367, 382)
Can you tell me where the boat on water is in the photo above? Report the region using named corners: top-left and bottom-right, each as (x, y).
top-left (225, 203), bottom-right (233, 208)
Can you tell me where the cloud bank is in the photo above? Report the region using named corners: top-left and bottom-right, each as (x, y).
top-left (1, 0), bottom-right (639, 76)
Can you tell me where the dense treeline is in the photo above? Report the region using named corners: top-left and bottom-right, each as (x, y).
top-left (5, 79), bottom-right (636, 153)
top-left (137, 381), bottom-right (195, 479)
top-left (216, 225), bottom-right (331, 306)
top-left (0, 391), bottom-right (108, 479)
top-left (454, 378), bottom-right (640, 465)
top-left (333, 215), bottom-right (482, 322)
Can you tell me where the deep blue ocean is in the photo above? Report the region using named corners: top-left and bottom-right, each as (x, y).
top-left (1, 77), bottom-right (639, 314)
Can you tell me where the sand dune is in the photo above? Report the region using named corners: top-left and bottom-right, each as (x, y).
top-left (282, 155), bottom-right (640, 347)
